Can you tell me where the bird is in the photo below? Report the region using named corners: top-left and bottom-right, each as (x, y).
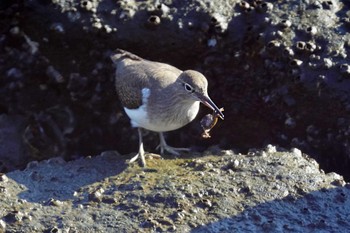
top-left (110, 49), bottom-right (224, 167)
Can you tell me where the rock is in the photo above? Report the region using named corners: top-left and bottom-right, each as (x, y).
top-left (0, 148), bottom-right (349, 232)
top-left (0, 0), bottom-right (350, 200)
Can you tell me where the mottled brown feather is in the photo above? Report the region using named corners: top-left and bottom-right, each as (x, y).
top-left (111, 49), bottom-right (182, 109)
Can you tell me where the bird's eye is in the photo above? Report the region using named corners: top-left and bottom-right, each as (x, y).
top-left (184, 83), bottom-right (194, 93)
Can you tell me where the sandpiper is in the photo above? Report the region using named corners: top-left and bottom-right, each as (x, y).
top-left (111, 49), bottom-right (224, 166)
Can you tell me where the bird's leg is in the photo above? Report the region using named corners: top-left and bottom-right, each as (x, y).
top-left (129, 128), bottom-right (146, 167)
top-left (156, 132), bottom-right (190, 156)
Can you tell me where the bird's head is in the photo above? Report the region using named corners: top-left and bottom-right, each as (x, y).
top-left (178, 70), bottom-right (224, 120)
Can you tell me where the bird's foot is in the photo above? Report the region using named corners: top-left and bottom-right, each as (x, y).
top-left (157, 132), bottom-right (190, 156)
top-left (129, 152), bottom-right (162, 166)
top-left (128, 152), bottom-right (146, 167)
top-left (156, 144), bottom-right (190, 156)
top-left (128, 128), bottom-right (148, 167)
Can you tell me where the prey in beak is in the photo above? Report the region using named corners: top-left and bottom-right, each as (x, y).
top-left (195, 93), bottom-right (224, 139)
top-left (197, 94), bottom-right (224, 120)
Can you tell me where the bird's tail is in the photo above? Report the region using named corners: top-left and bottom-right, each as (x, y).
top-left (110, 49), bottom-right (142, 64)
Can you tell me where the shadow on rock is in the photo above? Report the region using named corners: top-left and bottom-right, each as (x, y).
top-left (6, 151), bottom-right (127, 203)
top-left (191, 186), bottom-right (350, 232)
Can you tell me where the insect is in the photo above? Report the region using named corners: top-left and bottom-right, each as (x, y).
top-left (200, 108), bottom-right (224, 138)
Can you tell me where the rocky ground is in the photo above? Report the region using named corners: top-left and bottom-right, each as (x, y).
top-left (1, 0), bottom-right (350, 232)
top-left (1, 0), bottom-right (350, 178)
top-left (1, 146), bottom-right (349, 232)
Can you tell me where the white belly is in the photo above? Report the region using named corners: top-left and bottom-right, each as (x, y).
top-left (124, 101), bottom-right (200, 132)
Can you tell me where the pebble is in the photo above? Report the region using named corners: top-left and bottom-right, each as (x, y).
top-left (291, 148), bottom-right (302, 157)
top-left (0, 174), bottom-right (8, 182)
top-left (265, 145), bottom-right (277, 153)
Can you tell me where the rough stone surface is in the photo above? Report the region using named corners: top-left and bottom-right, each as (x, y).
top-left (2, 0), bottom-right (350, 231)
top-left (1, 0), bottom-right (350, 180)
top-left (0, 148), bottom-right (349, 232)
top-left (1, 2), bottom-right (350, 228)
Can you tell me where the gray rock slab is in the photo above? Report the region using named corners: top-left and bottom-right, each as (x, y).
top-left (1, 0), bottom-right (350, 180)
top-left (1, 147), bottom-right (349, 232)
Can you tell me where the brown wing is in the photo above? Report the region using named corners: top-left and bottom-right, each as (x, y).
top-left (111, 49), bottom-right (182, 109)
top-left (110, 49), bottom-right (142, 63)
top-left (115, 64), bottom-right (148, 109)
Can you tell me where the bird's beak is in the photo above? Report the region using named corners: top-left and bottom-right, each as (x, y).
top-left (197, 94), bottom-right (224, 120)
